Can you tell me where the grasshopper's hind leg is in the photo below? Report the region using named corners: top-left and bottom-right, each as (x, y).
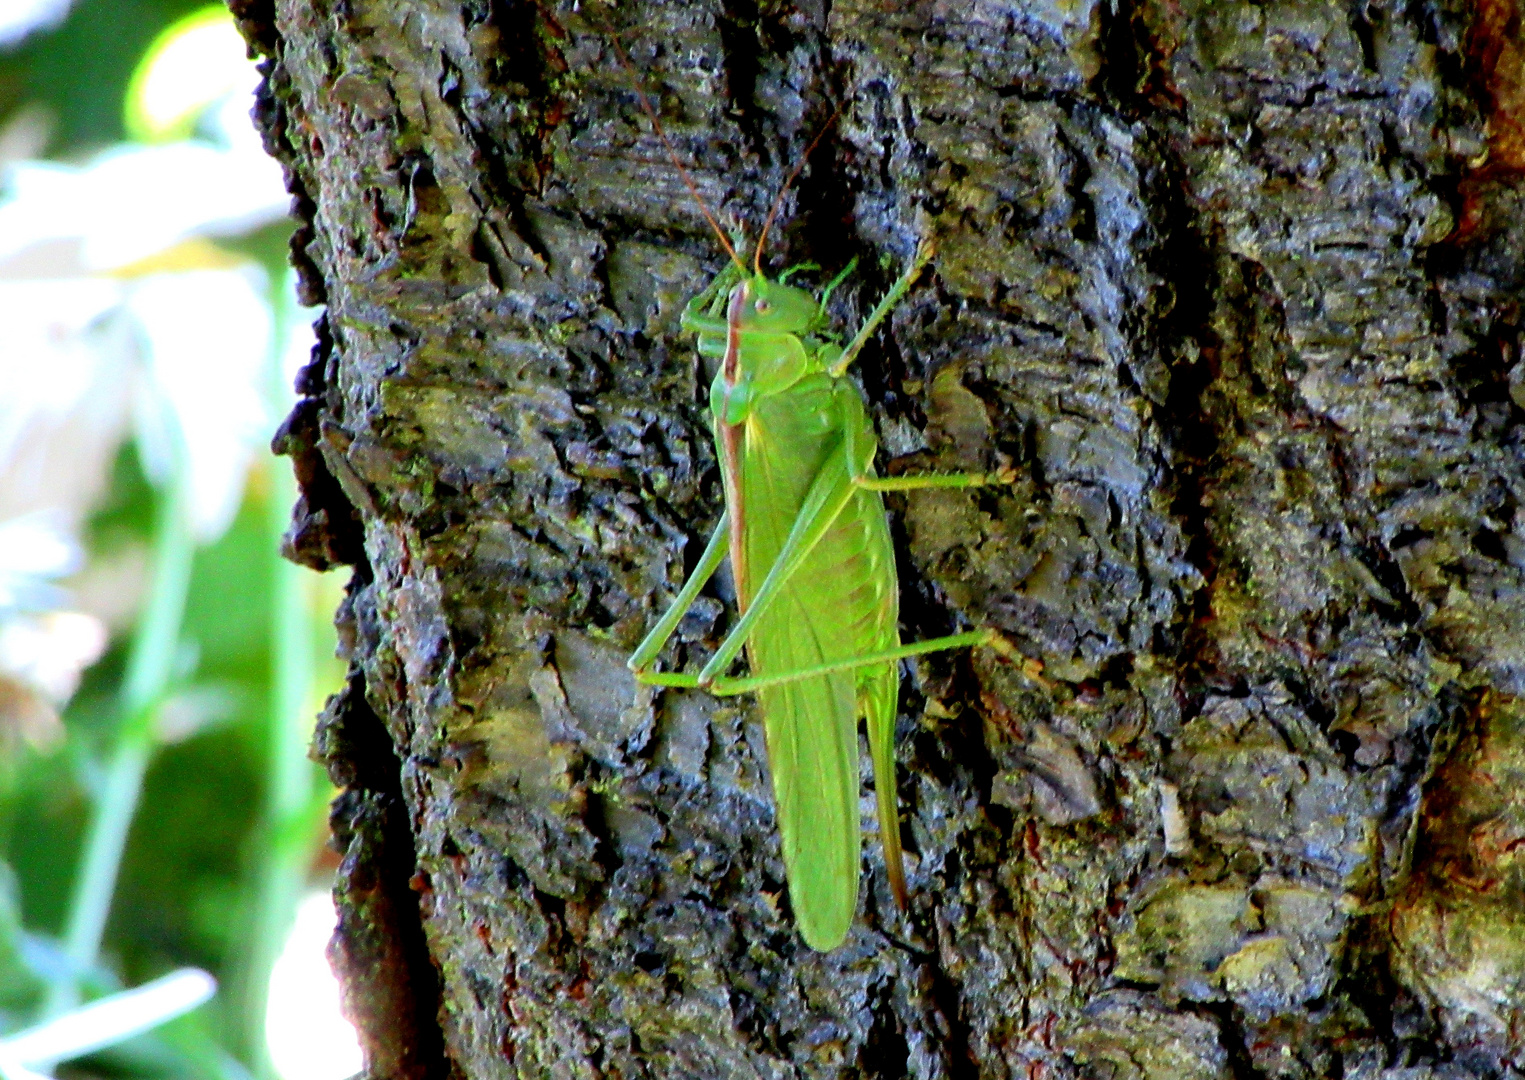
top-left (672, 424), bottom-right (1020, 691)
top-left (638, 629), bottom-right (1016, 695)
top-left (628, 512), bottom-right (730, 677)
top-left (853, 468), bottom-right (1017, 492)
top-left (689, 432), bottom-right (1017, 688)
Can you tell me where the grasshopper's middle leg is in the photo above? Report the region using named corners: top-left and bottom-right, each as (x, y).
top-left (628, 511), bottom-right (731, 677)
top-left (633, 450), bottom-right (916, 692)
top-left (842, 403), bottom-right (1018, 493)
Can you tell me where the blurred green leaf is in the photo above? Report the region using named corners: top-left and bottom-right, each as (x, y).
top-left (0, 0), bottom-right (211, 155)
top-left (85, 445), bottom-right (158, 556)
top-left (181, 492), bottom-right (272, 678)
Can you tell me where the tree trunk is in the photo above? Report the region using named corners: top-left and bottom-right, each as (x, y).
top-left (233, 0), bottom-right (1525, 1076)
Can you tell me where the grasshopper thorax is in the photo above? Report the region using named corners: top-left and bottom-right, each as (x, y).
top-left (708, 275), bottom-right (827, 426)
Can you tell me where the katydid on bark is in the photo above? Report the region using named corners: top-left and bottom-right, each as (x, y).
top-left (618, 70), bottom-right (1014, 952)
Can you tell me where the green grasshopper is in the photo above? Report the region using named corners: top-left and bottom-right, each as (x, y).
top-left (619, 77), bottom-right (1011, 951)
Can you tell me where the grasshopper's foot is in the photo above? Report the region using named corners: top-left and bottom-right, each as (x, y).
top-left (979, 628), bottom-right (1020, 660)
top-left (979, 631), bottom-right (1054, 686)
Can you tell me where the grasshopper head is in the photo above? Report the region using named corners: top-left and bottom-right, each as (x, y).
top-left (731, 275), bottom-right (822, 335)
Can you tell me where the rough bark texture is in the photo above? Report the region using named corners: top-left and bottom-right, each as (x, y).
top-left (235, 0), bottom-right (1525, 1077)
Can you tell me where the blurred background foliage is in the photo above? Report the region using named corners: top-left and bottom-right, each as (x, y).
top-left (1, 0), bottom-right (204, 151)
top-left (0, 2), bottom-right (356, 1079)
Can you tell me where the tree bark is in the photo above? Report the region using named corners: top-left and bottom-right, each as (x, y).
top-left (234, 0), bottom-right (1525, 1076)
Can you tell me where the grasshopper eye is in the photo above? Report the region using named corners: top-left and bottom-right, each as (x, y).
top-left (754, 298), bottom-right (771, 314)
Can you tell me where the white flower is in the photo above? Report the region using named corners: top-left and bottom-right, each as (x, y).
top-left (0, 141), bottom-right (287, 274)
top-left (0, 612), bottom-right (106, 703)
top-left (0, 968), bottom-right (216, 1077)
top-left (0, 0), bottom-right (73, 48)
top-left (0, 281), bottom-right (131, 530)
top-left (0, 513), bottom-right (104, 749)
top-left (0, 512), bottom-right (81, 611)
top-left (0, 4), bottom-right (300, 730)
top-left (126, 267), bottom-right (273, 540)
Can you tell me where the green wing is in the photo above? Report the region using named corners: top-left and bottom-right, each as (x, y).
top-left (737, 381), bottom-right (903, 949)
top-left (750, 500), bottom-right (901, 949)
top-left (752, 600), bottom-right (861, 950)
top-left (742, 429), bottom-right (860, 948)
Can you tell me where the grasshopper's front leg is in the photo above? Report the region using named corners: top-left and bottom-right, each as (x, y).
top-left (680, 262), bottom-right (745, 337)
top-left (830, 239), bottom-right (936, 378)
top-left (628, 512), bottom-right (731, 678)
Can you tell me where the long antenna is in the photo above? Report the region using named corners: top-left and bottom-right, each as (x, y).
top-left (604, 29), bottom-right (746, 271)
top-left (753, 101), bottom-right (845, 275)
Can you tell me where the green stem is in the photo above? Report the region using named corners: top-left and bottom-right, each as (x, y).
top-left (238, 272), bottom-right (319, 1078)
top-left (46, 440), bottom-right (195, 1018)
top-left (239, 458), bottom-right (316, 1077)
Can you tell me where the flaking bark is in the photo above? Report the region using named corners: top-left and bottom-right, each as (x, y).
top-left (237, 0), bottom-right (1525, 1077)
